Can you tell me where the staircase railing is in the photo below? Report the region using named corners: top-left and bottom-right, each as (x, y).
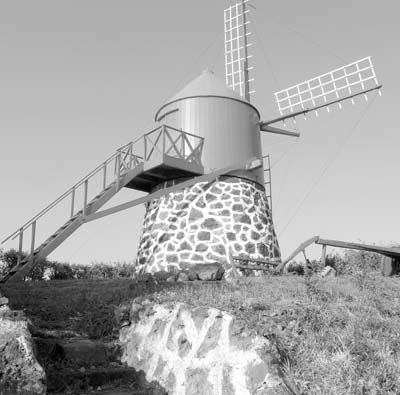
top-left (1, 124), bottom-right (204, 270)
top-left (143, 125), bottom-right (204, 166)
top-left (1, 137), bottom-right (142, 267)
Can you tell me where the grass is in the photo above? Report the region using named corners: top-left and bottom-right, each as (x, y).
top-left (2, 263), bottom-right (400, 394)
top-left (155, 273), bottom-right (400, 395)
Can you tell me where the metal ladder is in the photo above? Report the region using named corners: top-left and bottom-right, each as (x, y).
top-left (263, 155), bottom-right (273, 215)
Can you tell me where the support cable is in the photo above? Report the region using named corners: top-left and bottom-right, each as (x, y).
top-left (277, 92), bottom-right (378, 237)
top-left (253, 3), bottom-right (348, 63)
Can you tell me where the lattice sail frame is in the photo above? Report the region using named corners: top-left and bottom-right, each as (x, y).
top-left (275, 57), bottom-right (380, 116)
top-left (224, 0), bottom-right (255, 99)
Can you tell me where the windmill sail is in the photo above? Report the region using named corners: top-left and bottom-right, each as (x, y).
top-left (224, 0), bottom-right (254, 101)
top-left (269, 57), bottom-right (382, 124)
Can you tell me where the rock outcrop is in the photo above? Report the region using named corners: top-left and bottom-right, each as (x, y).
top-left (0, 291), bottom-right (46, 395)
top-left (120, 298), bottom-right (287, 395)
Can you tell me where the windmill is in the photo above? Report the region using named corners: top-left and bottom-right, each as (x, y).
top-left (0, 0), bottom-right (381, 282)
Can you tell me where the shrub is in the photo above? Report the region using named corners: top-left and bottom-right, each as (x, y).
top-left (0, 248), bottom-right (136, 281)
top-left (328, 249), bottom-right (381, 275)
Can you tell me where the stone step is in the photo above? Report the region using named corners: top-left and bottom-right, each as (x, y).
top-left (93, 388), bottom-right (155, 395)
top-left (34, 337), bottom-right (121, 366)
top-left (46, 367), bottom-right (167, 394)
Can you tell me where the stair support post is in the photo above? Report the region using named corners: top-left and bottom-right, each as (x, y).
top-left (70, 188), bottom-right (75, 218)
top-left (321, 244), bottom-right (327, 267)
top-left (83, 180), bottom-right (88, 217)
top-left (29, 221), bottom-right (36, 263)
top-left (17, 228), bottom-right (23, 266)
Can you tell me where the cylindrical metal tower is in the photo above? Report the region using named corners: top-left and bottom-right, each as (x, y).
top-left (155, 70), bottom-right (264, 185)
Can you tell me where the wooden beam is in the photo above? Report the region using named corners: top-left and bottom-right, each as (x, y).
top-left (234, 264), bottom-right (271, 272)
top-left (84, 157), bottom-right (262, 223)
top-left (316, 238), bottom-right (400, 258)
top-left (274, 236), bottom-right (320, 273)
top-left (259, 124), bottom-right (300, 137)
top-left (232, 256), bottom-right (279, 266)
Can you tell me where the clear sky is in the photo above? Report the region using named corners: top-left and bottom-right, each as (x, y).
top-left (0, 0), bottom-right (399, 264)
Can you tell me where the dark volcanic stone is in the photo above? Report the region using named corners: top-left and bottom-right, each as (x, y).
top-left (158, 233), bottom-right (170, 243)
top-left (238, 214), bottom-right (251, 225)
top-left (167, 254), bottom-right (178, 263)
top-left (245, 242), bottom-right (256, 254)
top-left (198, 231), bottom-right (211, 241)
top-left (205, 193), bottom-right (217, 203)
top-left (189, 208), bottom-right (203, 223)
top-left (212, 244), bottom-right (226, 256)
top-left (196, 197), bottom-right (206, 209)
top-left (179, 241), bottom-right (192, 251)
top-left (218, 209), bottom-right (230, 216)
top-left (226, 232), bottom-right (236, 241)
top-left (196, 243), bottom-right (209, 253)
top-left (201, 218), bottom-right (222, 230)
top-left (257, 243), bottom-right (269, 256)
top-left (210, 202), bottom-right (224, 210)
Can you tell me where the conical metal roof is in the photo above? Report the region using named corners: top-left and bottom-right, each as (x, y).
top-left (155, 70), bottom-right (260, 121)
top-left (169, 70), bottom-right (244, 102)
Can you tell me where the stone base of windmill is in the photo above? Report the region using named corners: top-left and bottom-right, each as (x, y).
top-left (135, 177), bottom-right (281, 280)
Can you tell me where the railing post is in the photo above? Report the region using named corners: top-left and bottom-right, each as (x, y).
top-left (182, 134), bottom-right (186, 159)
top-left (103, 162), bottom-right (107, 190)
top-left (83, 180), bottom-right (88, 217)
top-left (162, 126), bottom-right (166, 156)
top-left (70, 187), bottom-right (75, 218)
top-left (17, 228), bottom-right (23, 266)
top-left (144, 136), bottom-right (147, 161)
top-left (129, 143), bottom-right (133, 169)
top-left (116, 151), bottom-right (121, 191)
top-left (30, 221), bottom-right (36, 262)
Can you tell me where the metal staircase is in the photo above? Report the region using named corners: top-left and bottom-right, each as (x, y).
top-left (1, 125), bottom-right (204, 282)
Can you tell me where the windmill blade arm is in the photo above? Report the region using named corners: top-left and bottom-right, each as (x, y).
top-left (265, 84), bottom-right (382, 126)
top-left (260, 124), bottom-right (300, 137)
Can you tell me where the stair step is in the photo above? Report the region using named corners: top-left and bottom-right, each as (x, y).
top-left (46, 367), bottom-right (150, 393)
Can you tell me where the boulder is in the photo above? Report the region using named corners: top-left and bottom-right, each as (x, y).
top-left (0, 296), bottom-right (9, 306)
top-left (0, 309), bottom-right (46, 394)
top-left (193, 263), bottom-right (225, 281)
top-left (176, 272), bottom-right (189, 282)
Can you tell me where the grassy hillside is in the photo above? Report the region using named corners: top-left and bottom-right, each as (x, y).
top-left (2, 264), bottom-right (400, 394)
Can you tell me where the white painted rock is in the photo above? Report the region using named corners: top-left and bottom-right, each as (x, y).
top-left (120, 300), bottom-right (287, 395)
top-left (320, 266), bottom-right (337, 278)
top-left (0, 309), bottom-right (46, 394)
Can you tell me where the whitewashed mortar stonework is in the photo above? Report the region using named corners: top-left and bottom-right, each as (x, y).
top-left (136, 178), bottom-right (281, 276)
top-left (120, 300), bottom-right (286, 395)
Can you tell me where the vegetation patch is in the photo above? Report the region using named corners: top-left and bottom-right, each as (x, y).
top-left (1, 250), bottom-right (399, 394)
